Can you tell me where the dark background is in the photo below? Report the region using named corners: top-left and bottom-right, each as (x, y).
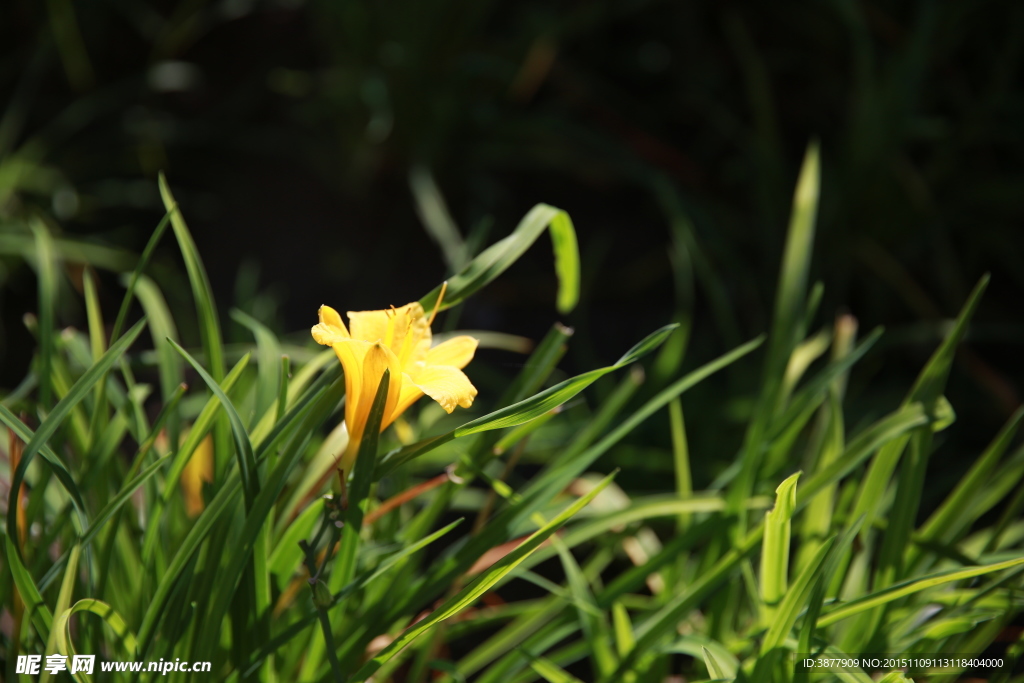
top-left (1, 0), bottom-right (1022, 492)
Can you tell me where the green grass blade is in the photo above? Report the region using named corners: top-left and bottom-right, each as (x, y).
top-left (410, 165), bottom-right (467, 271)
top-left (0, 230), bottom-right (134, 271)
top-left (158, 352), bottom-right (248, 505)
top-left (6, 318), bottom-right (147, 546)
top-left (159, 172), bottom-right (231, 496)
top-left (136, 476), bottom-right (243, 655)
top-left (82, 269), bottom-right (109, 449)
top-left (190, 382), bottom-right (331, 664)
top-left (54, 599), bottom-right (139, 672)
top-left (553, 536), bottom-right (615, 677)
top-left (758, 536), bottom-right (835, 658)
top-left (40, 542), bottom-right (80, 683)
top-left (31, 218), bottom-right (59, 408)
top-left (770, 142), bottom-right (821, 373)
top-left (851, 276), bottom-right (989, 535)
top-left (607, 527), bottom-right (764, 681)
top-left (795, 403), bottom-right (930, 506)
top-left (907, 274), bottom-right (989, 407)
top-left (816, 555), bottom-right (1024, 627)
top-left (133, 274), bottom-right (182, 402)
top-left (527, 654), bottom-right (586, 683)
top-left (240, 519), bottom-right (464, 675)
top-left (375, 325), bottom-right (680, 477)
top-left (158, 174), bottom-right (224, 381)
top-left (768, 327), bottom-right (881, 442)
top-left (110, 210), bottom-right (171, 342)
top-left (4, 534), bottom-right (53, 637)
top-left (231, 308), bottom-right (283, 428)
top-left (611, 601), bottom-right (635, 660)
top-left (353, 472), bottom-right (617, 680)
top-left (455, 324), bottom-right (677, 437)
top-left (250, 350), bottom-right (337, 449)
top-left (702, 645), bottom-right (730, 679)
top-left (728, 143), bottom-right (820, 515)
top-left (170, 339), bottom-right (260, 507)
top-left (908, 407), bottom-right (1024, 569)
top-left (82, 453), bottom-right (172, 547)
top-left (82, 266), bottom-right (104, 362)
top-left (760, 472), bottom-right (801, 626)
top-left (519, 337), bottom-right (764, 515)
top-left (0, 405), bottom-right (88, 534)
top-left (500, 322), bottom-right (573, 405)
top-left (419, 203), bottom-right (581, 315)
top-left (669, 398), bottom-right (692, 532)
top-left (796, 517), bottom-right (865, 661)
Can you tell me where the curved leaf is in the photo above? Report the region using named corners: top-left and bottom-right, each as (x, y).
top-left (419, 203), bottom-right (580, 314)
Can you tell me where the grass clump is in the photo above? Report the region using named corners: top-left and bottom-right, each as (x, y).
top-left (2, 147), bottom-right (1022, 682)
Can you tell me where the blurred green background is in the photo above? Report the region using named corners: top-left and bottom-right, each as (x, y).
top-left (1, 0), bottom-right (1021, 493)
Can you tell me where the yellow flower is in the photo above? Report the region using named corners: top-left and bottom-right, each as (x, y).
top-left (312, 299), bottom-right (478, 472)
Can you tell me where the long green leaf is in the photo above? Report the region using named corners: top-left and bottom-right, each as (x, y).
top-left (137, 371), bottom-right (342, 658)
top-left (6, 318), bottom-right (147, 546)
top-left (419, 203), bottom-right (580, 315)
top-left (30, 218), bottom-right (59, 408)
top-left (190, 379), bottom-right (331, 664)
top-left (759, 537), bottom-right (835, 657)
top-left (54, 599), bottom-right (139, 683)
top-left (817, 555), bottom-right (1024, 626)
top-left (170, 339), bottom-right (260, 507)
top-left (459, 324), bottom-right (677, 436)
top-left (607, 400), bottom-right (932, 680)
top-left (4, 535), bottom-right (53, 638)
top-left (110, 210), bottom-right (171, 342)
top-left (231, 309), bottom-right (283, 428)
top-left (770, 143), bottom-right (820, 375)
top-left (852, 276), bottom-right (989, 534)
top-left (353, 472), bottom-right (618, 680)
top-left (159, 172), bottom-right (231, 496)
top-left (728, 143), bottom-right (820, 515)
top-left (158, 174), bottom-right (224, 381)
top-left (761, 472), bottom-right (801, 625)
top-left (133, 274), bottom-right (182, 401)
top-left (240, 519), bottom-right (464, 676)
top-left (908, 407), bottom-right (1024, 570)
top-left (527, 654), bottom-right (586, 683)
top-left (375, 324), bottom-right (680, 477)
top-left (159, 353), bottom-right (249, 505)
top-left (553, 536), bottom-right (615, 677)
top-left (702, 646), bottom-right (730, 679)
top-left (0, 405), bottom-right (88, 535)
top-left (40, 542), bottom-right (80, 683)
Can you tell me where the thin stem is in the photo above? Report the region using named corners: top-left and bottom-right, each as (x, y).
top-left (316, 610), bottom-right (345, 683)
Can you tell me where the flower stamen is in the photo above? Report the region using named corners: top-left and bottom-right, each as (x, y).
top-left (397, 317), bottom-right (416, 368)
top-left (427, 281), bottom-right (448, 326)
top-left (384, 305), bottom-right (397, 347)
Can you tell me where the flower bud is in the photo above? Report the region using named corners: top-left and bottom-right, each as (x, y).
top-left (311, 579), bottom-right (332, 609)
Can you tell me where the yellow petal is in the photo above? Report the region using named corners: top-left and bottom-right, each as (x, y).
top-left (332, 339), bottom-right (371, 436)
top-left (349, 342), bottom-right (403, 448)
top-left (312, 304), bottom-right (349, 346)
top-left (389, 374), bottom-right (426, 426)
top-left (181, 433), bottom-right (214, 517)
top-left (320, 304), bottom-right (347, 331)
top-left (410, 365), bottom-right (477, 413)
top-left (426, 336), bottom-right (479, 370)
top-left (348, 302), bottom-right (431, 366)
